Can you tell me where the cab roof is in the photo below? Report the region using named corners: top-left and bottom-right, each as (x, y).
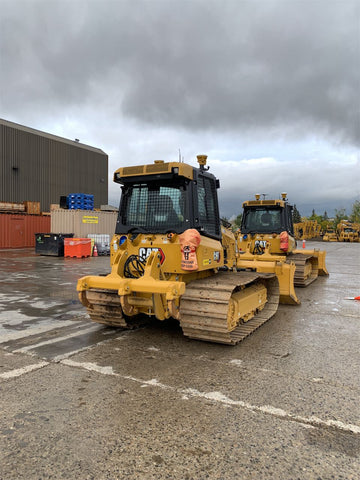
top-left (242, 199), bottom-right (287, 208)
top-left (113, 161), bottom-right (194, 184)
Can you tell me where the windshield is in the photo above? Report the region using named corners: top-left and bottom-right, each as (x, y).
top-left (117, 182), bottom-right (188, 233)
top-left (242, 207), bottom-right (282, 233)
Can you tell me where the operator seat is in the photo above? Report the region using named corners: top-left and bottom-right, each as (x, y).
top-left (154, 195), bottom-right (179, 224)
top-left (261, 212), bottom-right (272, 227)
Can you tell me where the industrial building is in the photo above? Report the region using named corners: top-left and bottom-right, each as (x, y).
top-left (0, 118), bottom-right (108, 212)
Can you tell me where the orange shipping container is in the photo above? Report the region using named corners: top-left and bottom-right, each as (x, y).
top-left (0, 214), bottom-right (51, 248)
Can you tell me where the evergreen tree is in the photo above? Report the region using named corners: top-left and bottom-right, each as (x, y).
top-left (323, 211), bottom-right (328, 220)
top-left (334, 208), bottom-right (348, 227)
top-left (292, 204), bottom-right (302, 223)
top-left (350, 200), bottom-right (360, 223)
top-left (233, 213), bottom-right (243, 228)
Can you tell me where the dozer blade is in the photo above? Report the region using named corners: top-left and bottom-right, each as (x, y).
top-left (77, 256), bottom-right (186, 327)
top-left (277, 263), bottom-right (300, 305)
top-left (293, 248), bottom-right (329, 276)
top-left (179, 271), bottom-right (279, 345)
top-left (237, 257), bottom-right (300, 305)
top-left (287, 253), bottom-right (318, 287)
top-left (78, 289), bottom-right (145, 328)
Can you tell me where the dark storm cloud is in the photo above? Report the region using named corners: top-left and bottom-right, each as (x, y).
top-left (1, 0), bottom-right (359, 145)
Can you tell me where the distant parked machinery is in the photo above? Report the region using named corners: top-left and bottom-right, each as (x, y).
top-left (323, 221), bottom-right (360, 242)
top-left (322, 228), bottom-right (338, 242)
top-left (294, 220), bottom-right (321, 240)
top-left (337, 221), bottom-right (359, 242)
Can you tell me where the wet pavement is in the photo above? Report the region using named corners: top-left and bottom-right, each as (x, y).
top-left (0, 242), bottom-right (359, 479)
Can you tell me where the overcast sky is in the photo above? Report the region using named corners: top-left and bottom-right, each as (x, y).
top-left (1, 0), bottom-right (359, 218)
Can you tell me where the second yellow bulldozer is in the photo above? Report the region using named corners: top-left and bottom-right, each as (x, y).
top-left (236, 194), bottom-right (328, 296)
top-left (77, 155), bottom-right (280, 345)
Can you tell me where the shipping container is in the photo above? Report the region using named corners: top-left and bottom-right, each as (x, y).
top-left (0, 214), bottom-right (50, 248)
top-left (51, 209), bottom-right (117, 238)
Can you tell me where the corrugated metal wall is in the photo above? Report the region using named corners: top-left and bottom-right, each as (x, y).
top-left (0, 214), bottom-right (51, 248)
top-left (0, 119), bottom-right (108, 212)
top-left (51, 210), bottom-right (117, 238)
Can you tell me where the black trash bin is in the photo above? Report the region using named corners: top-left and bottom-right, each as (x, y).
top-left (35, 233), bottom-right (74, 256)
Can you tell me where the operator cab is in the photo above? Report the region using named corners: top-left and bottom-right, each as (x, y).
top-left (114, 156), bottom-right (221, 240)
top-left (241, 194), bottom-right (294, 236)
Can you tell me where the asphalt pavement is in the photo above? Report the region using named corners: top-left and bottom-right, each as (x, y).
top-left (0, 241), bottom-right (359, 480)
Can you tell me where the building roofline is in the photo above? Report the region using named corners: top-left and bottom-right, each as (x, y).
top-left (0, 118), bottom-right (107, 156)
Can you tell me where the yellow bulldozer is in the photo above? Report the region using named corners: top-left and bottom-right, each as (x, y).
top-left (294, 220), bottom-right (321, 240)
top-left (77, 155), bottom-right (279, 345)
top-left (236, 194), bottom-right (328, 298)
top-left (337, 221), bottom-right (359, 242)
top-left (322, 227), bottom-right (338, 242)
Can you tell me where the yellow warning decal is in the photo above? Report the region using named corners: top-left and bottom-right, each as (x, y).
top-left (82, 216), bottom-right (98, 224)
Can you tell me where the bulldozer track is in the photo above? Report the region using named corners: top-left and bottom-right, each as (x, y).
top-left (179, 272), bottom-right (279, 345)
top-left (80, 272), bottom-right (279, 344)
top-left (287, 253), bottom-right (318, 287)
top-left (79, 290), bottom-right (146, 329)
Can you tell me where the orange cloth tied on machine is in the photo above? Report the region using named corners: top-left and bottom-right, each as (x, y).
top-left (279, 231), bottom-right (289, 252)
top-left (179, 229), bottom-right (201, 270)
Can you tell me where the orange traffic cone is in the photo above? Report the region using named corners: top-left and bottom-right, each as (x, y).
top-left (93, 244), bottom-right (98, 257)
top-left (302, 239), bottom-right (306, 248)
